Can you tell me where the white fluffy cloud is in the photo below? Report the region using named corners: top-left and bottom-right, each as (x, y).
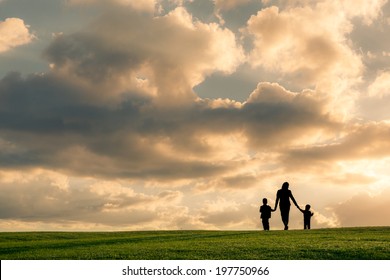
top-left (0, 18), bottom-right (35, 53)
top-left (340, 0), bottom-right (388, 25)
top-left (246, 5), bottom-right (363, 88)
top-left (270, 0), bottom-right (387, 23)
top-left (243, 1), bottom-right (389, 119)
top-left (45, 7), bottom-right (245, 105)
top-left (368, 71), bottom-right (390, 98)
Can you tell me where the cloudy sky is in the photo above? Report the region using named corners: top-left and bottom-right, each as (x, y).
top-left (0, 0), bottom-right (389, 231)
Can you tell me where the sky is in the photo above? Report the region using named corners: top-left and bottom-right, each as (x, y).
top-left (0, 0), bottom-right (390, 231)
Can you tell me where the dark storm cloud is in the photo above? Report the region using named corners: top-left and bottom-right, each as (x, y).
top-left (0, 72), bottom-right (100, 132)
top-left (0, 71), bottom-right (232, 180)
top-left (0, 70), bottom-right (338, 181)
top-left (45, 32), bottom-right (145, 83)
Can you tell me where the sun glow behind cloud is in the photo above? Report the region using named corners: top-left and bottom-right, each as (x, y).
top-left (0, 0), bottom-right (390, 231)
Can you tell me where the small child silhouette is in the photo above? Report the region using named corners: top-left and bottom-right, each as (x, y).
top-left (299, 204), bottom-right (314, 229)
top-left (259, 198), bottom-right (274, 230)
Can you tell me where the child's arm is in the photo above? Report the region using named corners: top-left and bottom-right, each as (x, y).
top-left (290, 192), bottom-right (300, 209)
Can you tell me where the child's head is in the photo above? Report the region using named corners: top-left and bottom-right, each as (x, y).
top-left (263, 198), bottom-right (268, 205)
top-left (305, 204), bottom-right (311, 210)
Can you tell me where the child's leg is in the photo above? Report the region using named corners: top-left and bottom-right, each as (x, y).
top-left (262, 219), bottom-right (266, 230)
top-left (304, 217), bottom-right (311, 229)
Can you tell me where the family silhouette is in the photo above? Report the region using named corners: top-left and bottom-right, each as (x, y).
top-left (259, 182), bottom-right (314, 230)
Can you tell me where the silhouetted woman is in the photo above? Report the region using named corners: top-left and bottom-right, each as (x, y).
top-left (273, 182), bottom-right (300, 230)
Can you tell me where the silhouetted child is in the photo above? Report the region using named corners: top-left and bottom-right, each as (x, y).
top-left (299, 204), bottom-right (314, 229)
top-left (259, 198), bottom-right (274, 230)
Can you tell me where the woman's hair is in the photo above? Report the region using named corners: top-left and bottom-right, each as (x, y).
top-left (282, 182), bottom-right (289, 190)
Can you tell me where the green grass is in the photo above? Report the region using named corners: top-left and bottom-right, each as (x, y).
top-left (0, 227), bottom-right (389, 259)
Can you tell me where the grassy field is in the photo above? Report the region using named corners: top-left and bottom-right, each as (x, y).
top-left (0, 227), bottom-right (389, 260)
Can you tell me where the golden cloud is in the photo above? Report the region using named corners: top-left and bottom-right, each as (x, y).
top-left (0, 18), bottom-right (35, 53)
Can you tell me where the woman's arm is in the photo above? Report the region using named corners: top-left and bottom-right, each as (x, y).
top-left (274, 192), bottom-right (279, 211)
top-left (290, 192), bottom-right (300, 208)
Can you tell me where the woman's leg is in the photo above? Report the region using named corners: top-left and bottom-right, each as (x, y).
top-left (280, 206), bottom-right (290, 230)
